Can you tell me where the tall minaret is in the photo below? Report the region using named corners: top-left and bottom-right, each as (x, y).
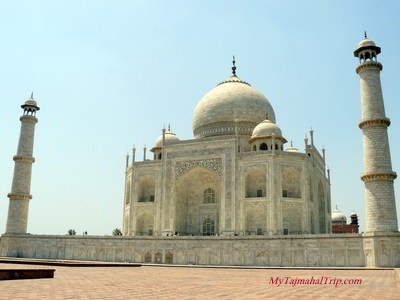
top-left (5, 94), bottom-right (40, 234)
top-left (354, 34), bottom-right (398, 232)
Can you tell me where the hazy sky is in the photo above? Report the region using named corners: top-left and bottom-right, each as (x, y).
top-left (1, 1), bottom-right (399, 235)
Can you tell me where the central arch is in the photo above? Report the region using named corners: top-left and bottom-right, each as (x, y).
top-left (174, 166), bottom-right (221, 235)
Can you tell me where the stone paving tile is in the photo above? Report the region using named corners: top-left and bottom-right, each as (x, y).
top-left (0, 264), bottom-right (398, 299)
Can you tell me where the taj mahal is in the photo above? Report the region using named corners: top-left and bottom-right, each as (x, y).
top-left (1, 35), bottom-right (399, 267)
top-left (123, 56), bottom-right (330, 237)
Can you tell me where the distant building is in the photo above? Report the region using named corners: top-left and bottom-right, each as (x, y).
top-left (331, 207), bottom-right (359, 234)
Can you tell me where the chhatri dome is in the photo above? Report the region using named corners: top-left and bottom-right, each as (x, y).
top-left (154, 126), bottom-right (180, 148)
top-left (192, 57), bottom-right (276, 139)
top-left (286, 141), bottom-right (300, 153)
top-left (251, 119), bottom-right (283, 140)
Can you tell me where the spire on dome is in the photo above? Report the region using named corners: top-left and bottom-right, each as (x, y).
top-left (30, 92), bottom-right (34, 99)
top-left (364, 31), bottom-right (367, 39)
top-left (232, 55), bottom-right (236, 76)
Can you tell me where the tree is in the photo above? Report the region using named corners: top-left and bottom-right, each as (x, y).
top-left (67, 229), bottom-right (76, 235)
top-left (112, 228), bottom-right (122, 236)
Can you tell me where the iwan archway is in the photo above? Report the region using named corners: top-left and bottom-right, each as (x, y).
top-left (174, 167), bottom-right (221, 235)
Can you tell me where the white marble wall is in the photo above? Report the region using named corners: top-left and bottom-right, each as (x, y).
top-left (1, 233), bottom-right (399, 267)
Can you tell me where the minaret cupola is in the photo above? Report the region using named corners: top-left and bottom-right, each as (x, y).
top-left (354, 32), bottom-right (381, 63)
top-left (21, 92), bottom-right (40, 116)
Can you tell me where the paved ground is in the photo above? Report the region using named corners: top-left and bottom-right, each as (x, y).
top-left (0, 263), bottom-right (398, 299)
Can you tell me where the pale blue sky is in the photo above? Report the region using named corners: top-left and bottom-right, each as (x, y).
top-left (1, 1), bottom-right (399, 234)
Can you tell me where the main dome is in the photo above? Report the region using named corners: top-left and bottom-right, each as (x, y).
top-left (192, 74), bottom-right (276, 138)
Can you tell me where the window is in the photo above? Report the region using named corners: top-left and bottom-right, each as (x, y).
top-left (203, 188), bottom-right (216, 203)
top-left (283, 228), bottom-right (289, 235)
top-left (202, 218), bottom-right (215, 236)
top-left (256, 228), bottom-right (263, 235)
top-left (139, 195), bottom-right (155, 202)
top-left (260, 143), bottom-right (268, 151)
top-left (257, 189), bottom-right (263, 197)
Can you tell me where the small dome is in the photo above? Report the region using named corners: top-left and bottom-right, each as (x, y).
top-left (286, 146), bottom-right (300, 153)
top-left (192, 74), bottom-right (276, 139)
top-left (21, 95), bottom-right (40, 111)
top-left (24, 99), bottom-right (38, 107)
top-left (358, 38), bottom-right (376, 48)
top-left (251, 119), bottom-right (282, 139)
top-left (154, 129), bottom-right (180, 148)
top-left (332, 208), bottom-right (347, 223)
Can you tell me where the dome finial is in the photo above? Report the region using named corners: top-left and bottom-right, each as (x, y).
top-left (232, 55), bottom-right (236, 76)
top-left (168, 123), bottom-right (170, 131)
top-left (290, 140), bottom-right (293, 147)
top-left (265, 112), bottom-right (268, 120)
top-left (30, 92), bottom-right (34, 99)
top-left (364, 31), bottom-right (367, 39)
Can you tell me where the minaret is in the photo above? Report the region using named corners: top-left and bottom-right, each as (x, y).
top-left (5, 94), bottom-right (40, 234)
top-left (354, 34), bottom-right (398, 232)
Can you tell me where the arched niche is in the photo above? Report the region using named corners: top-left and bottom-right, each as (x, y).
top-left (245, 208), bottom-right (267, 235)
top-left (310, 211), bottom-right (315, 234)
top-left (138, 175), bottom-right (155, 202)
top-left (318, 181), bottom-right (326, 233)
top-left (282, 203), bottom-right (302, 234)
top-left (136, 212), bottom-right (154, 236)
top-left (245, 167), bottom-right (267, 198)
top-left (125, 181), bottom-right (131, 205)
top-left (281, 167), bottom-right (301, 198)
